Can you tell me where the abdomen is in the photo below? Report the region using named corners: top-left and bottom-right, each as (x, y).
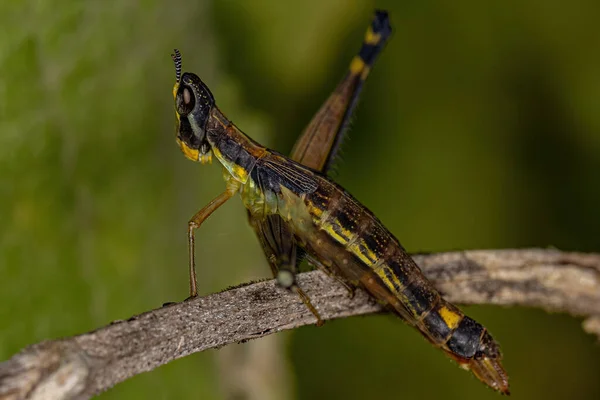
top-left (299, 179), bottom-right (479, 351)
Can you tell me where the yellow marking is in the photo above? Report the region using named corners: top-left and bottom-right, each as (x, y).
top-left (317, 213), bottom-right (383, 267)
top-left (360, 65), bottom-right (371, 81)
top-left (374, 265), bottom-right (404, 297)
top-left (210, 146), bottom-right (224, 165)
top-left (200, 153), bottom-right (212, 164)
top-left (307, 203), bottom-right (324, 218)
top-left (439, 306), bottom-right (461, 330)
top-left (375, 269), bottom-right (394, 290)
top-left (384, 265), bottom-right (404, 292)
top-left (364, 27), bottom-right (381, 45)
top-left (177, 138), bottom-right (200, 162)
top-left (332, 219), bottom-right (354, 242)
top-left (211, 146), bottom-right (249, 183)
top-left (172, 82), bottom-right (180, 101)
top-left (348, 240), bottom-right (377, 266)
top-left (349, 246), bottom-right (373, 265)
top-left (322, 222), bottom-right (351, 245)
top-left (322, 216), bottom-right (361, 246)
top-left (349, 56), bottom-right (366, 75)
top-left (231, 164), bottom-right (248, 181)
top-left (371, 256), bottom-right (386, 271)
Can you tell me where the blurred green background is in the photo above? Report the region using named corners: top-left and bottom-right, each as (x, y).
top-left (1, 0), bottom-right (599, 399)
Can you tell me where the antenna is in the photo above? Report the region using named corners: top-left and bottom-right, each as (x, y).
top-left (171, 49), bottom-right (182, 82)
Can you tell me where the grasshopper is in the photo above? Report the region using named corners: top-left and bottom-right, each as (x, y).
top-left (170, 10), bottom-right (509, 394)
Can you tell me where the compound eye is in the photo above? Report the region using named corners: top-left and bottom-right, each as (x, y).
top-left (183, 87), bottom-right (192, 105)
top-left (176, 86), bottom-right (195, 116)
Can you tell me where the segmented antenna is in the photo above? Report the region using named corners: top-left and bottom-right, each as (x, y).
top-left (171, 49), bottom-right (182, 82)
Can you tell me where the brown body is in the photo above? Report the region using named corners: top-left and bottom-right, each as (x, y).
top-left (170, 10), bottom-right (509, 394)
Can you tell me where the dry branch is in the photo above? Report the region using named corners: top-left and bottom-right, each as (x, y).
top-left (1, 248), bottom-right (599, 400)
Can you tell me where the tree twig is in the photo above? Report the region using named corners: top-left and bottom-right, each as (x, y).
top-left (1, 248), bottom-right (599, 400)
